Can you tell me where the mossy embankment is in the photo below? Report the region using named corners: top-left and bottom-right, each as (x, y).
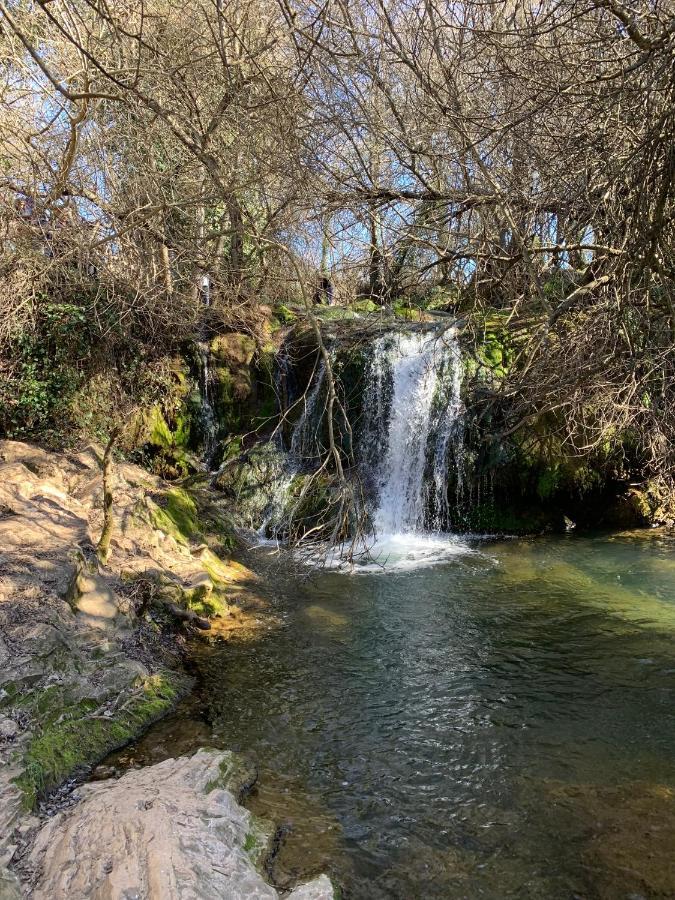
top-left (14, 671), bottom-right (186, 811)
top-left (0, 440), bottom-right (268, 828)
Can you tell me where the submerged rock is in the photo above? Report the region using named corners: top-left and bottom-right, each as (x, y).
top-left (26, 749), bottom-right (333, 900)
top-left (548, 780), bottom-right (675, 899)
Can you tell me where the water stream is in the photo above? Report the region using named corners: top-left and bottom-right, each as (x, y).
top-left (354, 326), bottom-right (467, 568)
top-left (197, 340), bottom-right (218, 467)
top-left (109, 532), bottom-right (675, 898)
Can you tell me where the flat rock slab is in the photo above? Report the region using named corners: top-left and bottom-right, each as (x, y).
top-left (26, 749), bottom-right (333, 900)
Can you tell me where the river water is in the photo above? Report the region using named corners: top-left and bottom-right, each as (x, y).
top-left (110, 530), bottom-right (675, 899)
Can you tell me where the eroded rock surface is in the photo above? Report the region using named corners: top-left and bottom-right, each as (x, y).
top-left (0, 440), bottom-right (276, 896)
top-left (25, 749), bottom-right (333, 900)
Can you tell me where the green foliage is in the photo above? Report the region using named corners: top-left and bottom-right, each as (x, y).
top-left (537, 466), bottom-right (560, 500)
top-left (1, 300), bottom-right (90, 439)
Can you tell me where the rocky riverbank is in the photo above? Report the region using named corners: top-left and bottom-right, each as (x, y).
top-left (0, 440), bottom-right (333, 898)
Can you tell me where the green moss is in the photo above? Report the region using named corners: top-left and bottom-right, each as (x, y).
top-left (141, 404), bottom-right (193, 477)
top-left (15, 684), bottom-right (66, 718)
top-left (150, 487), bottom-right (201, 545)
top-left (199, 549), bottom-right (229, 584)
top-left (393, 302), bottom-right (421, 321)
top-left (184, 585), bottom-right (229, 618)
top-left (475, 330), bottom-right (510, 379)
top-left (147, 405), bottom-right (174, 449)
top-left (242, 815), bottom-right (274, 870)
top-left (350, 299), bottom-right (379, 313)
top-left (243, 833), bottom-right (257, 852)
top-left (274, 304), bottom-right (297, 325)
top-left (15, 672), bottom-right (186, 809)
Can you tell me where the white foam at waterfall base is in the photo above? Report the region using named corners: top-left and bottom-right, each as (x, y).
top-left (324, 532), bottom-right (474, 574)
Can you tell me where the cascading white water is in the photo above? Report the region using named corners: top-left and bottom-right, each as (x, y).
top-left (198, 340), bottom-right (218, 467)
top-left (290, 361), bottom-right (326, 462)
top-left (364, 327), bottom-right (465, 537)
top-left (259, 325), bottom-right (469, 571)
top-left (372, 333), bottom-right (441, 532)
top-left (428, 334), bottom-right (465, 530)
top-left (197, 273), bottom-right (219, 469)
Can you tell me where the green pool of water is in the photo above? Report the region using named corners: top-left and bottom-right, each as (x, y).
top-left (111, 532), bottom-right (675, 898)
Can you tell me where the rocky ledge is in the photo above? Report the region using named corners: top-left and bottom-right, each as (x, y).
top-left (0, 440), bottom-right (330, 898)
top-left (10, 749), bottom-right (333, 900)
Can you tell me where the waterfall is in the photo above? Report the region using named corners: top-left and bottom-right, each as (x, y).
top-left (197, 340), bottom-right (218, 468)
top-left (362, 328), bottom-right (464, 536)
top-left (290, 361), bottom-right (326, 463)
top-left (196, 273), bottom-right (219, 469)
top-left (255, 324), bottom-right (468, 568)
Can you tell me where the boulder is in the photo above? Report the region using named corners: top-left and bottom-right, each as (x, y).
top-left (26, 749), bottom-right (333, 900)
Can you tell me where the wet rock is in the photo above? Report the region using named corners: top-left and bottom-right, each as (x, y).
top-left (0, 717), bottom-right (19, 741)
top-left (287, 875), bottom-right (335, 899)
top-left (26, 749), bottom-right (333, 900)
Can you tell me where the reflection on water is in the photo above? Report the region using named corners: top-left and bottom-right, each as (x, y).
top-left (110, 532), bottom-right (675, 898)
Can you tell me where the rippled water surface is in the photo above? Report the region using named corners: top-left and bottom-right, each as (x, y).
top-left (115, 532), bottom-right (675, 898)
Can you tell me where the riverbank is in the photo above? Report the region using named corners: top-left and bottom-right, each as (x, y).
top-left (0, 439), bottom-right (333, 898)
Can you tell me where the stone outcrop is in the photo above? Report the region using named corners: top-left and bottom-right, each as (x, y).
top-left (24, 749), bottom-right (333, 900)
top-left (0, 440), bottom-right (296, 898)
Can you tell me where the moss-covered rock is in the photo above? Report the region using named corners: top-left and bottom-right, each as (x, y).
top-left (274, 303), bottom-right (298, 325)
top-left (15, 670), bottom-right (189, 809)
top-left (203, 748), bottom-right (258, 799)
top-left (602, 488), bottom-right (653, 528)
top-left (350, 298), bottom-right (379, 313)
top-left (148, 487), bottom-right (201, 545)
top-left (214, 443), bottom-right (291, 530)
top-left (126, 357), bottom-right (200, 479)
top-left (209, 334), bottom-right (256, 432)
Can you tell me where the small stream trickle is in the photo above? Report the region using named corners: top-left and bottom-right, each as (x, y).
top-left (290, 360), bottom-right (326, 464)
top-left (197, 340), bottom-right (218, 469)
